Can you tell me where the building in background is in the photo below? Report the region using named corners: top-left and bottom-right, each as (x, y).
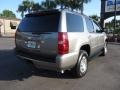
top-left (0, 18), bottom-right (20, 37)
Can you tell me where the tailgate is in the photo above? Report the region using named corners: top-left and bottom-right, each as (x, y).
top-left (16, 32), bottom-right (58, 59)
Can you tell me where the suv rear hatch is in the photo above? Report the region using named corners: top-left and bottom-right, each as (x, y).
top-left (15, 11), bottom-right (61, 62)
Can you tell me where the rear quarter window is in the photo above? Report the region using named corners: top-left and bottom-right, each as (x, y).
top-left (66, 13), bottom-right (84, 32)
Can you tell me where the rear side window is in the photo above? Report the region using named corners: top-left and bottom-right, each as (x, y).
top-left (85, 17), bottom-right (94, 33)
top-left (66, 13), bottom-right (84, 32)
top-left (18, 12), bottom-right (60, 32)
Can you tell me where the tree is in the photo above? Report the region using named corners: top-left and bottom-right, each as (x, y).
top-left (41, 0), bottom-right (92, 12)
top-left (90, 15), bottom-right (100, 22)
top-left (41, 0), bottom-right (57, 10)
top-left (0, 10), bottom-right (16, 18)
top-left (32, 3), bottom-right (43, 11)
top-left (22, 0), bottom-right (32, 13)
top-left (55, 0), bottom-right (91, 13)
top-left (17, 5), bottom-right (26, 18)
top-left (17, 0), bottom-right (92, 18)
top-left (55, 0), bottom-right (68, 9)
top-left (17, 0), bottom-right (32, 18)
top-left (105, 19), bottom-right (120, 35)
top-left (17, 0), bottom-right (43, 18)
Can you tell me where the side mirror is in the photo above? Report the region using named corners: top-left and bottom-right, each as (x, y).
top-left (101, 30), bottom-right (105, 33)
top-left (96, 29), bottom-right (104, 33)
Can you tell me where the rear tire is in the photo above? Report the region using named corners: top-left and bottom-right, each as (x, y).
top-left (72, 50), bottom-right (88, 78)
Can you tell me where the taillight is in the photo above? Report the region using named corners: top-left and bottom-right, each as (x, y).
top-left (58, 32), bottom-right (69, 55)
top-left (15, 31), bottom-right (19, 46)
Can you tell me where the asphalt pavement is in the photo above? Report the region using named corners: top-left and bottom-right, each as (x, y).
top-left (0, 38), bottom-right (120, 90)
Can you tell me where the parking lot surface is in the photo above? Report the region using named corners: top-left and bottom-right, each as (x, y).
top-left (0, 38), bottom-right (120, 90)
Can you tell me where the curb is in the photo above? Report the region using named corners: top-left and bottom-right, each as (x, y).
top-left (108, 42), bottom-right (120, 45)
top-left (0, 36), bottom-right (14, 38)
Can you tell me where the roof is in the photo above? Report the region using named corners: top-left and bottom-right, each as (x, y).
top-left (26, 9), bottom-right (60, 17)
top-left (25, 9), bottom-right (90, 19)
top-left (26, 9), bottom-right (84, 16)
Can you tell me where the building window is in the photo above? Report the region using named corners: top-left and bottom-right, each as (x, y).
top-left (10, 21), bottom-right (17, 29)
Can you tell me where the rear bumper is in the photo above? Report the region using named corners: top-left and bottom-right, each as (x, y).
top-left (16, 51), bottom-right (78, 71)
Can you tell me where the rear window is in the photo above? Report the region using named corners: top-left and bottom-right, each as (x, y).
top-left (18, 12), bottom-right (60, 32)
top-left (66, 13), bottom-right (84, 32)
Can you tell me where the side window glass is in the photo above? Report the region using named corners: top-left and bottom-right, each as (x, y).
top-left (85, 17), bottom-right (94, 33)
top-left (93, 22), bottom-right (102, 33)
top-left (66, 13), bottom-right (84, 32)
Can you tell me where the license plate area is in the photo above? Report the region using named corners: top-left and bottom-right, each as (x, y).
top-left (26, 41), bottom-right (36, 48)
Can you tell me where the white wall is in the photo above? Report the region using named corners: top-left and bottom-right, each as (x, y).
top-left (0, 18), bottom-right (20, 36)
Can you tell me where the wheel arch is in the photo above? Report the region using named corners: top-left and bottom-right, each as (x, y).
top-left (80, 44), bottom-right (91, 56)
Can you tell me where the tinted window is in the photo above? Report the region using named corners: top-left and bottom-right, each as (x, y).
top-left (66, 13), bottom-right (84, 32)
top-left (18, 13), bottom-right (60, 32)
top-left (85, 17), bottom-right (94, 33)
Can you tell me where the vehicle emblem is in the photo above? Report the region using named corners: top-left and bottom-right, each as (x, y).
top-left (41, 41), bottom-right (45, 44)
top-left (28, 37), bottom-right (32, 40)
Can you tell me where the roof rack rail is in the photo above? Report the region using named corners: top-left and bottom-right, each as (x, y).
top-left (25, 9), bottom-right (85, 17)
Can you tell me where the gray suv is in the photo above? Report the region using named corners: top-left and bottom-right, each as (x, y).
top-left (15, 9), bottom-right (107, 78)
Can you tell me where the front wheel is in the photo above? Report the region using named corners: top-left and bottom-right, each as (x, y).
top-left (101, 42), bottom-right (108, 56)
top-left (72, 50), bottom-right (88, 78)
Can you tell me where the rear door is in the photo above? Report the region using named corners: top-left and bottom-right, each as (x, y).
top-left (16, 12), bottom-right (61, 59)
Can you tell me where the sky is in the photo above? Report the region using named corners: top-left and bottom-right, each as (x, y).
top-left (0, 0), bottom-right (101, 19)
